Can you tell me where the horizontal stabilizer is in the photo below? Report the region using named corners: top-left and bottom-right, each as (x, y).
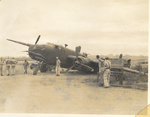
top-left (123, 67), bottom-right (148, 75)
top-left (7, 39), bottom-right (32, 46)
top-left (123, 67), bottom-right (139, 73)
top-left (75, 61), bottom-right (94, 72)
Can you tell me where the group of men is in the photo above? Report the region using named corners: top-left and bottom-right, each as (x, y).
top-left (0, 58), bottom-right (18, 76)
top-left (55, 56), bottom-right (111, 88)
top-left (1, 56), bottom-right (111, 88)
top-left (0, 56), bottom-right (58, 76)
top-left (96, 55), bottom-right (111, 88)
top-left (0, 58), bottom-right (29, 76)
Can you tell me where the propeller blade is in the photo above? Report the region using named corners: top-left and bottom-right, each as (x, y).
top-left (35, 35), bottom-right (41, 44)
top-left (66, 46), bottom-right (81, 73)
top-left (66, 65), bottom-right (75, 73)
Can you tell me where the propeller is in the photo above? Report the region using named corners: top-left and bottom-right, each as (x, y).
top-left (35, 35), bottom-right (41, 44)
top-left (65, 65), bottom-right (75, 73)
top-left (66, 46), bottom-right (81, 73)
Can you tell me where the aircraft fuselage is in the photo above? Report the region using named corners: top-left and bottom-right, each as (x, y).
top-left (28, 43), bottom-right (83, 68)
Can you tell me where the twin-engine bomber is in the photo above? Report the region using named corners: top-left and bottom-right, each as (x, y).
top-left (7, 35), bottom-right (99, 73)
top-left (7, 35), bottom-right (145, 80)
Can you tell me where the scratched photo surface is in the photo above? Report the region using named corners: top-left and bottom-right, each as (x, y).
top-left (0, 0), bottom-right (148, 116)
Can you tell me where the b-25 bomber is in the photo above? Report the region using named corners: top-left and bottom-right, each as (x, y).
top-left (7, 35), bottom-right (144, 79)
top-left (7, 35), bottom-right (98, 74)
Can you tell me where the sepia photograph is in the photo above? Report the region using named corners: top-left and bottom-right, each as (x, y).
top-left (0, 0), bottom-right (149, 117)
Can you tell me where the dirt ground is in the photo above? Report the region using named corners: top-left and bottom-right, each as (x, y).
top-left (0, 63), bottom-right (148, 115)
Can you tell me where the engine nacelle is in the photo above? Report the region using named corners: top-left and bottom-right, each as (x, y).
top-left (76, 56), bottom-right (91, 66)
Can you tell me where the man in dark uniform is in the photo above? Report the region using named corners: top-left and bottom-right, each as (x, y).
top-left (0, 57), bottom-right (4, 76)
top-left (23, 59), bottom-right (29, 74)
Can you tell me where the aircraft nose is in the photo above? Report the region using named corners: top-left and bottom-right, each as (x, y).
top-left (32, 45), bottom-right (37, 50)
top-left (29, 45), bottom-right (37, 52)
top-left (28, 45), bottom-right (45, 55)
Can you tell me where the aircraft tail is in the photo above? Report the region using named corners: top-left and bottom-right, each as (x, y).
top-left (7, 39), bottom-right (32, 46)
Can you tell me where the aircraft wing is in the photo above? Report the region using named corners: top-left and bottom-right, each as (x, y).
top-left (74, 61), bottom-right (94, 72)
top-left (67, 55), bottom-right (96, 73)
top-left (81, 59), bottom-right (147, 75)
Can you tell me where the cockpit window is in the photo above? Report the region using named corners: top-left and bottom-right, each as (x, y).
top-left (55, 45), bottom-right (61, 50)
top-left (41, 45), bottom-right (46, 51)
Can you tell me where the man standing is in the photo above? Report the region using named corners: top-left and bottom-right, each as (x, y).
top-left (33, 61), bottom-right (41, 75)
top-left (0, 58), bottom-right (4, 76)
top-left (11, 58), bottom-right (18, 75)
top-left (56, 57), bottom-right (61, 76)
top-left (103, 57), bottom-right (111, 88)
top-left (23, 59), bottom-right (29, 74)
top-left (96, 55), bottom-right (105, 86)
top-left (6, 58), bottom-right (11, 76)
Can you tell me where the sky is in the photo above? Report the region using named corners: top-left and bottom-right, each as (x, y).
top-left (0, 0), bottom-right (148, 57)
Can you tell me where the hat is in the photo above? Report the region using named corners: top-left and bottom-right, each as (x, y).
top-left (101, 58), bottom-right (105, 60)
top-left (105, 57), bottom-right (109, 60)
top-left (96, 55), bottom-right (100, 59)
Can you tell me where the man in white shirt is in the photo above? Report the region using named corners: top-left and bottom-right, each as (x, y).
top-left (23, 59), bottom-right (29, 74)
top-left (97, 56), bottom-right (111, 88)
top-left (11, 58), bottom-right (18, 75)
top-left (56, 57), bottom-right (61, 76)
top-left (96, 55), bottom-right (104, 86)
top-left (6, 58), bottom-right (11, 76)
top-left (103, 57), bottom-right (111, 88)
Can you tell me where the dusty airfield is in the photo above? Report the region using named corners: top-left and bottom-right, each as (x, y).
top-left (0, 64), bottom-right (148, 115)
